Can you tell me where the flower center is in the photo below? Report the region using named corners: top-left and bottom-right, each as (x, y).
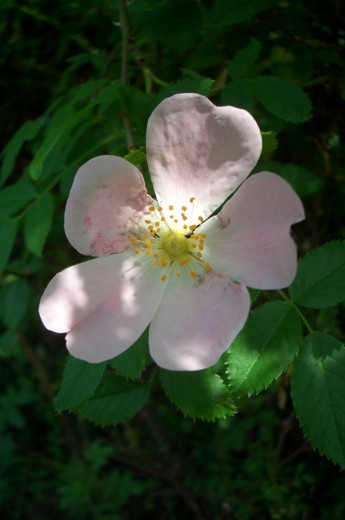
top-left (161, 232), bottom-right (189, 257)
top-left (129, 198), bottom-right (211, 282)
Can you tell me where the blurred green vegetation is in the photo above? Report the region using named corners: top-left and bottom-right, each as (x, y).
top-left (1, 0), bottom-right (345, 518)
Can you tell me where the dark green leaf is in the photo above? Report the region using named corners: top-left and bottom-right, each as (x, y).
top-left (110, 328), bottom-right (152, 379)
top-left (212, 0), bottom-right (274, 26)
top-left (54, 356), bottom-right (107, 412)
top-left (253, 76), bottom-right (312, 122)
top-left (2, 279), bottom-right (31, 330)
top-left (1, 120), bottom-right (42, 186)
top-left (160, 369), bottom-right (236, 421)
top-left (24, 192), bottom-right (54, 256)
top-left (226, 302), bottom-right (302, 396)
top-left (78, 372), bottom-right (150, 426)
top-left (291, 332), bottom-right (345, 469)
top-left (0, 219), bottom-right (18, 275)
top-left (0, 181), bottom-right (38, 219)
top-left (258, 161), bottom-right (322, 196)
top-left (220, 80), bottom-right (255, 111)
top-left (228, 40), bottom-right (261, 80)
top-left (289, 241), bottom-right (345, 308)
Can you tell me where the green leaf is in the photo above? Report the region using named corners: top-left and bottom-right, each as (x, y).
top-left (220, 80), bottom-right (255, 111)
top-left (258, 161), bottom-right (322, 196)
top-left (54, 356), bottom-right (107, 413)
top-left (228, 40), bottom-right (261, 80)
top-left (0, 181), bottom-right (38, 219)
top-left (160, 369), bottom-right (237, 421)
top-left (289, 241), bottom-right (345, 308)
top-left (1, 119), bottom-right (42, 186)
top-left (0, 219), bottom-right (18, 275)
top-left (291, 332), bottom-right (345, 469)
top-left (78, 372), bottom-right (150, 426)
top-left (28, 104), bottom-right (95, 180)
top-left (123, 147), bottom-right (147, 167)
top-left (261, 131), bottom-right (278, 153)
top-left (2, 279), bottom-right (31, 330)
top-left (24, 192), bottom-right (54, 256)
top-left (154, 78), bottom-right (214, 108)
top-left (212, 0), bottom-right (274, 26)
top-left (110, 328), bottom-right (152, 379)
top-left (226, 302), bottom-right (302, 397)
top-left (252, 76), bottom-right (312, 123)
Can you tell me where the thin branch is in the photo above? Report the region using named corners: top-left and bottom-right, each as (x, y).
top-left (118, 0), bottom-right (136, 149)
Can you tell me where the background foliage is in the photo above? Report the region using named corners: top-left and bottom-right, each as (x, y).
top-left (1, 0), bottom-right (345, 518)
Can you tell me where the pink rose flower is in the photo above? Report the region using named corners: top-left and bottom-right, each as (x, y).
top-left (39, 93), bottom-right (304, 371)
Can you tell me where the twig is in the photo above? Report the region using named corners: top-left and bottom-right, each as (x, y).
top-left (118, 0), bottom-right (136, 149)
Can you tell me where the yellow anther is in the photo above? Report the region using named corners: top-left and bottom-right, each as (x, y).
top-left (145, 240), bottom-right (153, 248)
top-left (140, 234), bottom-right (147, 240)
top-left (179, 257), bottom-right (190, 266)
top-left (160, 256), bottom-right (167, 267)
top-left (150, 231), bottom-right (155, 236)
top-left (161, 216), bottom-right (166, 222)
top-left (174, 219), bottom-right (178, 223)
top-left (169, 215), bottom-right (174, 219)
top-left (158, 206), bottom-right (163, 211)
top-left (200, 233), bottom-right (207, 239)
top-left (189, 225), bottom-right (197, 231)
top-left (169, 205), bottom-right (174, 210)
top-left (196, 252), bottom-right (202, 258)
top-left (183, 224), bottom-right (188, 230)
top-left (191, 243), bottom-right (197, 248)
top-left (157, 228), bottom-right (161, 233)
top-left (181, 205), bottom-right (187, 211)
top-left (161, 275), bottom-right (168, 282)
top-left (198, 244), bottom-right (204, 251)
top-left (153, 252), bottom-right (158, 257)
top-left (134, 248), bottom-right (140, 254)
top-left (145, 250), bottom-right (151, 255)
top-left (176, 271), bottom-right (181, 278)
top-left (204, 262), bottom-right (211, 270)
top-left (148, 225), bottom-right (153, 230)
top-left (181, 214), bottom-right (188, 221)
top-left (152, 260), bottom-right (157, 267)
top-left (148, 206), bottom-right (155, 212)
top-left (145, 219), bottom-right (151, 224)
top-left (130, 237), bottom-right (138, 243)
top-left (198, 216), bottom-right (203, 222)
top-left (190, 271), bottom-right (197, 278)
top-left (190, 197), bottom-right (195, 203)
top-left (154, 221), bottom-right (160, 226)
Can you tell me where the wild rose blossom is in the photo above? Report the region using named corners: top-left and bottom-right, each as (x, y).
top-left (39, 93), bottom-right (305, 371)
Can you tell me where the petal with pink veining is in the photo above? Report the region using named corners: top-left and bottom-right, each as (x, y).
top-left (65, 155), bottom-right (153, 257)
top-left (148, 272), bottom-right (250, 371)
top-left (146, 93), bottom-right (262, 220)
top-left (39, 253), bottom-right (166, 363)
top-left (201, 172), bottom-right (305, 290)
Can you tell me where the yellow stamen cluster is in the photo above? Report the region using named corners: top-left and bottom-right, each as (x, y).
top-left (129, 199), bottom-right (212, 282)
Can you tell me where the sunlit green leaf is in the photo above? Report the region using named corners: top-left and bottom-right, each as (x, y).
top-left (226, 302), bottom-right (302, 396)
top-left (160, 369), bottom-right (237, 421)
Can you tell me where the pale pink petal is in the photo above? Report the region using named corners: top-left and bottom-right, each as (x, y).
top-left (201, 172), bottom-right (305, 290)
top-left (148, 272), bottom-right (250, 371)
top-left (65, 155), bottom-right (153, 256)
top-left (146, 93), bottom-right (262, 220)
top-left (39, 253), bottom-right (166, 363)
